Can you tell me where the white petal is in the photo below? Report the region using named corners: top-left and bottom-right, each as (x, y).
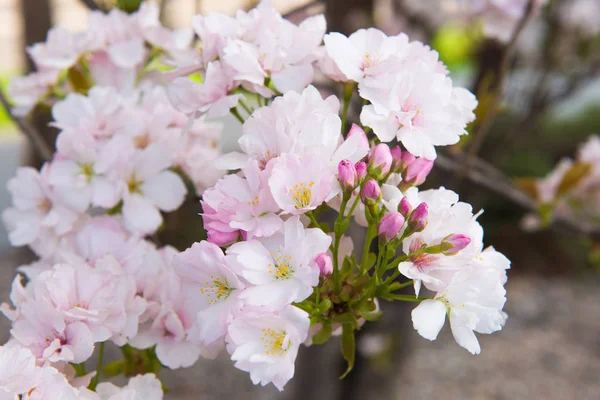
top-left (122, 194), bottom-right (163, 235)
top-left (142, 170), bottom-right (187, 212)
top-left (411, 299), bottom-right (446, 341)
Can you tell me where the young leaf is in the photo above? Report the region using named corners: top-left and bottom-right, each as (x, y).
top-left (340, 323), bottom-right (355, 379)
top-left (556, 162), bottom-right (591, 198)
top-left (312, 323), bottom-right (333, 345)
top-left (317, 299), bottom-right (332, 313)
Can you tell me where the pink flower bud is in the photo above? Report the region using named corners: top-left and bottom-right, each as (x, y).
top-left (361, 179), bottom-right (381, 204)
top-left (398, 196), bottom-right (412, 218)
top-left (315, 252), bottom-right (333, 276)
top-left (355, 161), bottom-right (367, 182)
top-left (347, 124), bottom-right (369, 149)
top-left (338, 159), bottom-right (357, 190)
top-left (441, 234), bottom-right (471, 255)
top-left (390, 146), bottom-right (403, 172)
top-left (402, 158), bottom-right (434, 186)
top-left (207, 229), bottom-right (240, 247)
top-left (400, 151), bottom-right (416, 171)
top-left (407, 202), bottom-right (428, 233)
top-left (368, 143), bottom-right (392, 177)
top-left (378, 212), bottom-right (405, 242)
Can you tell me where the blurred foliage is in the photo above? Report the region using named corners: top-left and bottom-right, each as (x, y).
top-left (432, 24), bottom-right (478, 71)
top-left (116, 0), bottom-right (143, 13)
top-left (0, 75), bottom-right (15, 131)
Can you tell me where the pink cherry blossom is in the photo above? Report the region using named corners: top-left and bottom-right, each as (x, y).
top-left (173, 241), bottom-right (245, 350)
top-left (226, 305), bottom-right (310, 391)
top-left (268, 154), bottom-right (338, 215)
top-left (226, 217), bottom-right (331, 309)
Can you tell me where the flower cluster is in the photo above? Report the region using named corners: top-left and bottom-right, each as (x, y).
top-left (1, 0), bottom-right (511, 395)
top-left (520, 135), bottom-right (600, 230)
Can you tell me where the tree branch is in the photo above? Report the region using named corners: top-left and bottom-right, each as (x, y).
top-left (79, 0), bottom-right (100, 10)
top-left (283, 0), bottom-right (325, 21)
top-left (466, 0), bottom-right (537, 164)
top-left (0, 88), bottom-right (53, 162)
top-left (435, 152), bottom-right (600, 241)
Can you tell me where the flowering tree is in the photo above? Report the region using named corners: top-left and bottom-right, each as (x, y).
top-left (0, 0), bottom-right (597, 397)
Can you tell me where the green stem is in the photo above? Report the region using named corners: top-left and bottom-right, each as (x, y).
top-left (71, 363), bottom-right (87, 377)
top-left (360, 224), bottom-right (376, 275)
top-left (307, 211), bottom-right (320, 228)
top-left (88, 342), bottom-right (105, 391)
top-left (239, 98), bottom-right (253, 115)
top-left (332, 194), bottom-right (350, 292)
top-left (344, 195), bottom-right (361, 223)
top-left (341, 82), bottom-right (356, 135)
top-left (386, 294), bottom-right (429, 303)
top-left (230, 108), bottom-right (245, 124)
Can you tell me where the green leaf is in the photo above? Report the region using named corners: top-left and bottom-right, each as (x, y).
top-left (67, 67), bottom-right (91, 95)
top-left (317, 299), bottom-right (332, 313)
top-left (334, 218), bottom-right (350, 236)
top-left (117, 0), bottom-right (143, 13)
top-left (556, 162), bottom-right (592, 198)
top-left (333, 312), bottom-right (358, 327)
top-left (106, 200), bottom-right (123, 215)
top-left (103, 360), bottom-right (125, 378)
top-left (365, 252), bottom-right (377, 270)
top-left (340, 323), bottom-right (355, 379)
top-left (319, 222), bottom-right (331, 232)
top-left (358, 309), bottom-right (383, 321)
top-left (386, 246), bottom-right (396, 260)
top-left (312, 323), bottom-right (332, 345)
top-left (341, 256), bottom-right (356, 276)
top-left (514, 177), bottom-right (539, 201)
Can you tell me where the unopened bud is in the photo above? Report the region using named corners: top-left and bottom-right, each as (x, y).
top-left (347, 124), bottom-right (370, 149)
top-left (315, 252), bottom-right (333, 276)
top-left (378, 212), bottom-right (405, 242)
top-left (207, 229), bottom-right (240, 247)
top-left (400, 151), bottom-right (416, 171)
top-left (355, 161), bottom-right (367, 182)
top-left (368, 143), bottom-right (392, 177)
top-left (390, 146), bottom-right (403, 172)
top-left (407, 202), bottom-right (428, 233)
top-left (361, 179), bottom-right (381, 204)
top-left (398, 196), bottom-right (412, 218)
top-left (440, 234), bottom-right (471, 255)
top-left (338, 159), bottom-right (357, 190)
top-left (402, 158), bottom-right (434, 187)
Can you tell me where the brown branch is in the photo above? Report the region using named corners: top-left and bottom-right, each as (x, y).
top-left (436, 152), bottom-right (600, 241)
top-left (79, 0), bottom-right (101, 10)
top-left (0, 88), bottom-right (53, 162)
top-left (465, 0), bottom-right (537, 166)
top-left (283, 0), bottom-right (325, 21)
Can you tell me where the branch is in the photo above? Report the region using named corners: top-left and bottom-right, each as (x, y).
top-left (283, 0), bottom-right (325, 20)
top-left (0, 87), bottom-right (53, 162)
top-left (466, 0), bottom-right (537, 164)
top-left (79, 0), bottom-right (100, 10)
top-left (435, 152), bottom-right (600, 241)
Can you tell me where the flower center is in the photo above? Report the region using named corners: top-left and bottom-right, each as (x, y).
top-left (256, 149), bottom-right (277, 170)
top-left (260, 328), bottom-right (290, 356)
top-left (127, 176), bottom-right (142, 194)
top-left (200, 275), bottom-right (233, 305)
top-left (268, 250), bottom-right (294, 280)
top-left (134, 133), bottom-right (150, 149)
top-left (247, 195), bottom-right (259, 206)
top-left (38, 198), bottom-right (52, 213)
top-left (409, 237), bottom-right (437, 270)
top-left (290, 181), bottom-right (314, 209)
top-left (80, 163), bottom-right (94, 182)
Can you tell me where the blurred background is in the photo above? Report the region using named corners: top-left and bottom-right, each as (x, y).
top-left (1, 0), bottom-right (600, 398)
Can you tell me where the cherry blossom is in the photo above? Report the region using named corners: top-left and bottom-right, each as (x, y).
top-left (226, 305), bottom-right (310, 390)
